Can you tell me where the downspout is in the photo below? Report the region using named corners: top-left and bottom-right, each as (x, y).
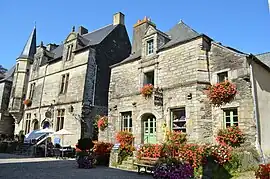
top-left (249, 57), bottom-right (265, 163)
top-left (38, 64), bottom-right (49, 128)
top-left (92, 62), bottom-right (97, 106)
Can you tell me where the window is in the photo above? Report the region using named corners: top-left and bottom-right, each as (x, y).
top-left (121, 112), bottom-right (132, 132)
top-left (223, 108), bottom-right (238, 128)
top-left (66, 44), bottom-right (73, 61)
top-left (143, 71), bottom-right (154, 86)
top-left (171, 108), bottom-right (186, 133)
top-left (56, 109), bottom-right (65, 131)
top-left (25, 113), bottom-right (31, 134)
top-left (147, 39), bottom-right (154, 55)
top-left (16, 63), bottom-right (19, 72)
top-left (29, 83), bottom-right (35, 100)
top-left (217, 71), bottom-right (228, 83)
top-left (60, 73), bottom-right (69, 94)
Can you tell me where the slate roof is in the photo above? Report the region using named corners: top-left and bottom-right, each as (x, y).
top-left (0, 66), bottom-right (15, 83)
top-left (255, 52), bottom-right (270, 68)
top-left (19, 27), bottom-right (36, 59)
top-left (50, 24), bottom-right (117, 60)
top-left (160, 21), bottom-right (200, 50)
top-left (112, 21), bottom-right (201, 67)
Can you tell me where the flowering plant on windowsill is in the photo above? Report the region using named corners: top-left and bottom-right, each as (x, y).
top-left (23, 99), bottom-right (32, 107)
top-left (205, 80), bottom-right (237, 107)
top-left (97, 116), bottom-right (108, 131)
top-left (216, 126), bottom-right (245, 147)
top-left (140, 84), bottom-right (154, 98)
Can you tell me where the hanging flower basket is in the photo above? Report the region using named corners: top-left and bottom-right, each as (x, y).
top-left (140, 84), bottom-right (154, 98)
top-left (23, 99), bottom-right (32, 107)
top-left (97, 116), bottom-right (108, 131)
top-left (205, 80), bottom-right (237, 107)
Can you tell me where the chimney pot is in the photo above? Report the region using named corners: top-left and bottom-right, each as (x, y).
top-left (78, 26), bottom-right (88, 35)
top-left (113, 12), bottom-right (125, 25)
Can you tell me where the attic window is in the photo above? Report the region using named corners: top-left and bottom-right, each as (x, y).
top-left (66, 44), bottom-right (73, 61)
top-left (147, 39), bottom-right (154, 55)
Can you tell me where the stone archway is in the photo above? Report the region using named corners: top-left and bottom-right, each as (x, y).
top-left (32, 119), bottom-right (39, 130)
top-left (141, 113), bottom-right (157, 144)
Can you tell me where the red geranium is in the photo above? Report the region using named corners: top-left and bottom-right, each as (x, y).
top-left (205, 80), bottom-right (237, 106)
top-left (216, 126), bottom-right (245, 147)
top-left (137, 144), bottom-right (162, 159)
top-left (140, 84), bottom-right (154, 98)
top-left (23, 99), bottom-right (32, 107)
top-left (97, 116), bottom-right (108, 131)
top-left (93, 141), bottom-right (113, 155)
top-left (255, 163), bottom-right (270, 179)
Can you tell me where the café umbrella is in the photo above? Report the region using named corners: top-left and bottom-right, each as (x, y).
top-left (53, 129), bottom-right (73, 157)
top-left (36, 128), bottom-right (55, 157)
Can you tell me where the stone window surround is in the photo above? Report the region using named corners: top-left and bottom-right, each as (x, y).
top-left (117, 108), bottom-right (133, 132)
top-left (211, 68), bottom-right (231, 84)
top-left (59, 73), bottom-right (70, 95)
top-left (66, 44), bottom-right (74, 61)
top-left (146, 39), bottom-right (154, 55)
top-left (220, 104), bottom-right (239, 129)
top-left (140, 65), bottom-right (158, 88)
top-left (170, 107), bottom-right (186, 133)
top-left (120, 111), bottom-right (132, 132)
top-left (56, 109), bottom-right (65, 131)
top-left (143, 35), bottom-right (156, 58)
top-left (167, 105), bottom-right (188, 133)
top-left (25, 113), bottom-right (31, 134)
top-left (222, 107), bottom-right (239, 128)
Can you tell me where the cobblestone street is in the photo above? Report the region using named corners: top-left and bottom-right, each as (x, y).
top-left (0, 154), bottom-right (152, 179)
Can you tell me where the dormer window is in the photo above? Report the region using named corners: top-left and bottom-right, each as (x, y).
top-left (66, 44), bottom-right (73, 61)
top-left (147, 39), bottom-right (154, 55)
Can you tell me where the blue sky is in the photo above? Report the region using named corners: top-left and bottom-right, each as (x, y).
top-left (0, 0), bottom-right (269, 69)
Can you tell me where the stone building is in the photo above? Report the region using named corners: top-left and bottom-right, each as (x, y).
top-left (0, 66), bottom-right (15, 135)
top-left (8, 12), bottom-right (131, 146)
top-left (100, 17), bottom-right (270, 158)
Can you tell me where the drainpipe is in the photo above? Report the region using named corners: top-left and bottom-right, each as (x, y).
top-left (38, 64), bottom-right (49, 128)
top-left (249, 57), bottom-right (265, 163)
top-left (92, 62), bottom-right (97, 106)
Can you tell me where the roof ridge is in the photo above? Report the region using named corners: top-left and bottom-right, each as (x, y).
top-left (255, 51), bottom-right (270, 56)
top-left (82, 24), bottom-right (113, 37)
top-left (178, 20), bottom-right (199, 35)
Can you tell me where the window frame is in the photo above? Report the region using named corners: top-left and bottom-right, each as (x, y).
top-left (29, 83), bottom-right (35, 100)
top-left (147, 39), bottom-right (154, 55)
top-left (217, 71), bottom-right (228, 83)
top-left (170, 107), bottom-right (186, 133)
top-left (121, 112), bottom-right (132, 132)
top-left (59, 73), bottom-right (69, 94)
top-left (143, 70), bottom-right (155, 86)
top-left (66, 44), bottom-right (73, 61)
top-left (25, 113), bottom-right (31, 134)
top-left (56, 109), bottom-right (65, 131)
top-left (223, 108), bottom-right (238, 128)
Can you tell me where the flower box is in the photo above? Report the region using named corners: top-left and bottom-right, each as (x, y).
top-left (206, 80), bottom-right (237, 106)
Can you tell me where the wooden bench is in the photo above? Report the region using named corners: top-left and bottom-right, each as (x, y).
top-left (134, 157), bottom-right (158, 174)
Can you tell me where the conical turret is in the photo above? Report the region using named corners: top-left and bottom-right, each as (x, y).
top-left (18, 26), bottom-right (36, 59)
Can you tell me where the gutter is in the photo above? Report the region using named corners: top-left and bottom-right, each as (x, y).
top-left (249, 55), bottom-right (265, 163)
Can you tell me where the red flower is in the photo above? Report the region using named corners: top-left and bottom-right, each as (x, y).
top-left (97, 116), bottom-right (108, 131)
top-left (255, 163), bottom-right (270, 179)
top-left (216, 126), bottom-right (245, 147)
top-left (140, 84), bottom-right (154, 98)
top-left (23, 99), bottom-right (32, 107)
top-left (205, 80), bottom-right (237, 106)
top-left (93, 141), bottom-right (113, 155)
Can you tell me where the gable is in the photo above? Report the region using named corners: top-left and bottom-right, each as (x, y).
top-left (145, 25), bottom-right (157, 37)
top-left (65, 33), bottom-right (77, 43)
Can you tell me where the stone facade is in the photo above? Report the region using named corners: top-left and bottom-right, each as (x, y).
top-left (8, 12), bottom-right (131, 146)
top-left (100, 17), bottom-right (269, 159)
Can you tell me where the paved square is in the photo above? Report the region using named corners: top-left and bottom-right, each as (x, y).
top-left (0, 154), bottom-right (152, 179)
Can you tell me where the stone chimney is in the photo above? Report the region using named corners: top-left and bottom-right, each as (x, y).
top-left (132, 16), bottom-right (155, 53)
top-left (113, 12), bottom-right (125, 25)
top-left (46, 43), bottom-right (58, 51)
top-left (78, 26), bottom-right (88, 35)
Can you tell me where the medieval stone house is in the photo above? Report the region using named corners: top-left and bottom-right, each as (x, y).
top-left (100, 17), bottom-right (270, 158)
top-left (7, 12), bottom-right (131, 146)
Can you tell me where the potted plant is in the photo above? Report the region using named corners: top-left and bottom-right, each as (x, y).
top-left (97, 116), bottom-right (108, 131)
top-left (140, 84), bottom-right (154, 98)
top-left (23, 99), bottom-right (32, 107)
top-left (205, 80), bottom-right (237, 106)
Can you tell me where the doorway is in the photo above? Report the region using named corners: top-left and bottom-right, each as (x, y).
top-left (142, 114), bottom-right (157, 144)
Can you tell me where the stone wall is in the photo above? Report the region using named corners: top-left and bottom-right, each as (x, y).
top-left (103, 37), bottom-right (257, 147)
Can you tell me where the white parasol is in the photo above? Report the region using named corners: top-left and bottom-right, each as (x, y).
top-left (53, 129), bottom-right (73, 158)
top-left (36, 128), bottom-right (55, 157)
